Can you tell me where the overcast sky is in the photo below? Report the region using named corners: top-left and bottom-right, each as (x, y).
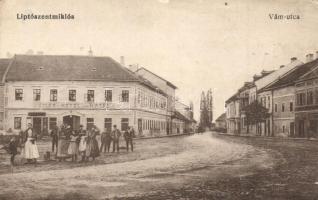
top-left (1, 0), bottom-right (318, 121)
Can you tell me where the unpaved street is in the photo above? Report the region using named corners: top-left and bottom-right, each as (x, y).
top-left (0, 133), bottom-right (273, 200)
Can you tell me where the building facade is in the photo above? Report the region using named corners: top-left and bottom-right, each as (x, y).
top-left (0, 55), bottom-right (192, 137)
top-left (225, 94), bottom-right (240, 134)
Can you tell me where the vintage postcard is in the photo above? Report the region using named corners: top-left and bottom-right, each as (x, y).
top-left (0, 0), bottom-right (318, 199)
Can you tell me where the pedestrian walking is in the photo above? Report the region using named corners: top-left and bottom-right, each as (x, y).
top-left (21, 123), bottom-right (39, 164)
top-left (86, 126), bottom-right (100, 161)
top-left (68, 130), bottom-right (79, 162)
top-left (124, 126), bottom-right (134, 152)
top-left (111, 125), bottom-right (121, 153)
top-left (50, 125), bottom-right (58, 153)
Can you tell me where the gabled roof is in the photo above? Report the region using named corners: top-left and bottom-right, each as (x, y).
top-left (261, 58), bottom-right (318, 92)
top-left (6, 55), bottom-right (140, 82)
top-left (297, 60), bottom-right (318, 82)
top-left (225, 93), bottom-right (238, 104)
top-left (136, 67), bottom-right (177, 89)
top-left (0, 59), bottom-right (11, 84)
top-left (173, 110), bottom-right (192, 122)
top-left (3, 55), bottom-right (168, 96)
top-left (216, 113), bottom-right (226, 122)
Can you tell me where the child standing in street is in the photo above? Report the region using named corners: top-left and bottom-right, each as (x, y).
top-left (8, 137), bottom-right (18, 166)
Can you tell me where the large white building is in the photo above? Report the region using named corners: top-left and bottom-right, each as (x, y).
top-left (0, 55), bottom-right (193, 137)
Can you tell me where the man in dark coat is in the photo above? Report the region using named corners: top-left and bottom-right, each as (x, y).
top-left (124, 126), bottom-right (134, 152)
top-left (111, 125), bottom-right (121, 153)
top-left (50, 125), bottom-right (59, 152)
top-left (100, 128), bottom-right (112, 153)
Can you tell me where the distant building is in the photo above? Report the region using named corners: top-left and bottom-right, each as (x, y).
top-left (294, 54), bottom-right (318, 137)
top-left (225, 93), bottom-right (240, 134)
top-left (215, 113), bottom-right (226, 129)
top-left (260, 55), bottom-right (318, 137)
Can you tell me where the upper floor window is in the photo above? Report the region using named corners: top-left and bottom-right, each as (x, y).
top-left (121, 90), bottom-right (129, 102)
top-left (15, 89), bottom-right (23, 101)
top-left (33, 89), bottom-right (41, 101)
top-left (274, 104), bottom-right (277, 112)
top-left (50, 89), bottom-right (57, 101)
top-left (69, 90), bottom-right (76, 101)
top-left (296, 93), bottom-right (306, 106)
top-left (282, 103), bottom-right (285, 112)
top-left (307, 90), bottom-right (314, 105)
top-left (267, 96), bottom-right (271, 109)
top-left (290, 102), bottom-right (293, 111)
top-left (87, 90), bottom-right (94, 102)
top-left (105, 90), bottom-right (112, 102)
top-left (315, 88), bottom-right (318, 104)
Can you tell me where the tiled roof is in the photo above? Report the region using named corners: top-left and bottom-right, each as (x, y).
top-left (6, 55), bottom-right (140, 82)
top-left (136, 67), bottom-right (177, 89)
top-left (216, 113), bottom-right (226, 122)
top-left (261, 58), bottom-right (318, 92)
top-left (4, 55), bottom-right (168, 95)
top-left (0, 59), bottom-right (11, 83)
top-left (173, 110), bottom-right (192, 122)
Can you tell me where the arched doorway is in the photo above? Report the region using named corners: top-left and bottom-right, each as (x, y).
top-left (63, 115), bottom-right (80, 130)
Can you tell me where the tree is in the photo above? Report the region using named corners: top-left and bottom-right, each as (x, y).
top-left (243, 101), bottom-right (269, 133)
top-left (199, 89), bottom-right (213, 131)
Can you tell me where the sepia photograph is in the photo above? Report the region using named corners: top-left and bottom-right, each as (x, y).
top-left (0, 0), bottom-right (318, 199)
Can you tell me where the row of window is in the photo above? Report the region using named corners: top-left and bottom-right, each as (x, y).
top-left (15, 88), bottom-right (129, 102)
top-left (13, 116), bottom-right (130, 131)
top-left (137, 90), bottom-right (167, 110)
top-left (274, 102), bottom-right (294, 112)
top-left (296, 89), bottom-right (318, 106)
top-left (142, 119), bottom-right (167, 131)
top-left (259, 96), bottom-right (271, 109)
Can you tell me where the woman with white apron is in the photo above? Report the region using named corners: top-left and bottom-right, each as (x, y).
top-left (22, 123), bottom-right (39, 164)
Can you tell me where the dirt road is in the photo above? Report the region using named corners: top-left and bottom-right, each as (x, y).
top-left (0, 133), bottom-right (274, 200)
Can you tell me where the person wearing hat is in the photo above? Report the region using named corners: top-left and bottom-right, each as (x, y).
top-left (110, 125), bottom-right (121, 153)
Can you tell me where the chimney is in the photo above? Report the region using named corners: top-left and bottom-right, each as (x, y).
top-left (120, 56), bottom-right (125, 66)
top-left (128, 64), bottom-right (139, 72)
top-left (306, 53), bottom-right (314, 62)
top-left (88, 46), bottom-right (93, 56)
top-left (290, 57), bottom-right (297, 62)
top-left (280, 65), bottom-right (285, 68)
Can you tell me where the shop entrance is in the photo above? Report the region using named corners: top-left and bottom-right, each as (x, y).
top-left (63, 115), bottom-right (80, 130)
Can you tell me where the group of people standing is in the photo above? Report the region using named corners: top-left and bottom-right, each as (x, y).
top-left (50, 124), bottom-right (135, 162)
top-left (5, 123), bottom-right (135, 166)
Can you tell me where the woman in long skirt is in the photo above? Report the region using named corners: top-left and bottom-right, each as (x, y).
top-left (56, 124), bottom-right (70, 161)
top-left (86, 126), bottom-right (100, 161)
top-left (68, 131), bottom-right (79, 162)
top-left (78, 129), bottom-right (88, 162)
top-left (21, 123), bottom-right (39, 164)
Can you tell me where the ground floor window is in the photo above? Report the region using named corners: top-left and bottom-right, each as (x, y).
top-left (121, 118), bottom-right (129, 131)
top-left (14, 117), bottom-right (22, 129)
top-left (49, 117), bottom-right (57, 130)
top-left (87, 118), bottom-right (94, 131)
top-left (104, 118), bottom-right (112, 132)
